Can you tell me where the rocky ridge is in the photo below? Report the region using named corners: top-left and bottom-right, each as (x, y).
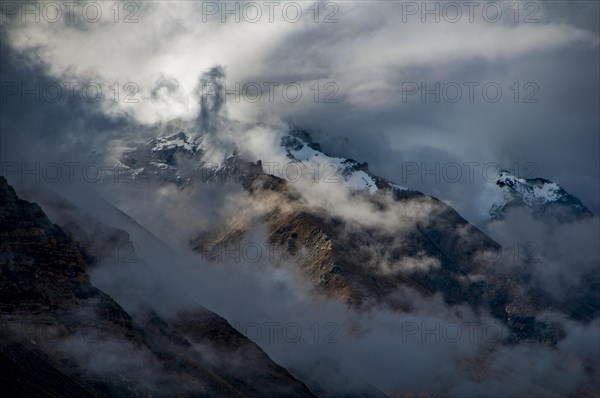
top-left (0, 176), bottom-right (316, 397)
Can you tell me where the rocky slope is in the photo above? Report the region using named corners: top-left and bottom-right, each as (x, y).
top-left (5, 125), bottom-right (596, 395)
top-left (0, 176), bottom-right (316, 397)
top-left (15, 185), bottom-right (136, 266)
top-left (103, 129), bottom-right (574, 343)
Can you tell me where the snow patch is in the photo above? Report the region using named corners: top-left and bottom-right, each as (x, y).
top-left (288, 141), bottom-right (380, 193)
top-left (150, 132), bottom-right (199, 153)
top-left (279, 135), bottom-right (409, 194)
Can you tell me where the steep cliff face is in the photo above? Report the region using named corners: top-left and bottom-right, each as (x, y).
top-left (0, 176), bottom-right (316, 397)
top-left (0, 176), bottom-right (91, 306)
top-left (15, 185), bottom-right (134, 266)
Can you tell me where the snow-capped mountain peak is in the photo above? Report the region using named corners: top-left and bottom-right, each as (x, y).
top-left (281, 129), bottom-right (407, 194)
top-left (113, 128), bottom-right (412, 195)
top-left (489, 170), bottom-right (592, 222)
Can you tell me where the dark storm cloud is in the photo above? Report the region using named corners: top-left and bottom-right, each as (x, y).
top-left (2, 2), bottom-right (598, 221)
top-left (0, 35), bottom-right (124, 165)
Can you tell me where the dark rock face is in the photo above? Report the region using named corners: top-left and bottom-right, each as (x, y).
top-left (190, 168), bottom-right (512, 314)
top-left (489, 170), bottom-right (593, 223)
top-left (0, 331), bottom-right (100, 398)
top-left (15, 186), bottom-right (134, 267)
top-left (116, 131), bottom-right (210, 187)
top-left (0, 176), bottom-right (316, 397)
top-left (0, 176), bottom-right (91, 304)
top-left (167, 309), bottom-right (316, 398)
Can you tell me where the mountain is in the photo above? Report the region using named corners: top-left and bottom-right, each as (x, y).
top-left (114, 131), bottom-right (206, 187)
top-left (281, 129), bottom-right (407, 193)
top-left (13, 183), bottom-right (171, 266)
top-left (106, 129), bottom-right (571, 344)
top-left (113, 128), bottom-right (406, 193)
top-left (14, 185), bottom-right (136, 266)
top-left (489, 170), bottom-right (593, 222)
top-left (4, 126), bottom-right (596, 396)
top-left (0, 176), bottom-right (316, 397)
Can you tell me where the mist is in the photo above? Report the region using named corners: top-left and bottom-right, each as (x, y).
top-left (1, 1), bottom-right (598, 397)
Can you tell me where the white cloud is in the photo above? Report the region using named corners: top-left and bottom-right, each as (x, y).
top-left (3, 1), bottom-right (597, 124)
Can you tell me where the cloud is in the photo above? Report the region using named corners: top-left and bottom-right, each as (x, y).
top-left (2, 1), bottom-right (598, 221)
top-left (1, 1), bottom-right (599, 396)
